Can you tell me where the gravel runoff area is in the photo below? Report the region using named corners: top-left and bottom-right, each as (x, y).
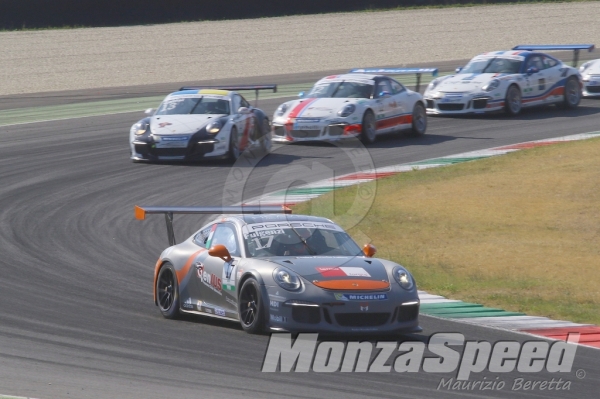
top-left (1, 2), bottom-right (600, 96)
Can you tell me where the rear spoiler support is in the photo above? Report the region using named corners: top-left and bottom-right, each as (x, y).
top-left (178, 85), bottom-right (277, 106)
top-left (512, 44), bottom-right (595, 67)
top-left (349, 68), bottom-right (439, 92)
top-left (135, 205), bottom-right (292, 246)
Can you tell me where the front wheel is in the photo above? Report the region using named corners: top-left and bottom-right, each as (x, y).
top-left (156, 263), bottom-right (180, 319)
top-left (238, 278), bottom-right (264, 334)
top-left (504, 85), bottom-right (522, 116)
top-left (561, 76), bottom-right (581, 109)
top-left (360, 111), bottom-right (377, 144)
top-left (409, 102), bottom-right (427, 136)
top-left (228, 126), bottom-right (240, 161)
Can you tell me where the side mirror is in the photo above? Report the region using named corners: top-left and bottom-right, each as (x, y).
top-left (208, 244), bottom-right (232, 262)
top-left (237, 106), bottom-right (251, 115)
top-left (144, 108), bottom-right (155, 115)
top-left (455, 67), bottom-right (463, 73)
top-left (298, 91), bottom-right (305, 98)
top-left (362, 243), bottom-right (377, 258)
top-left (526, 66), bottom-right (539, 75)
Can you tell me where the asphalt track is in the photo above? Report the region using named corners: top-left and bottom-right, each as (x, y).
top-left (1, 74), bottom-right (600, 398)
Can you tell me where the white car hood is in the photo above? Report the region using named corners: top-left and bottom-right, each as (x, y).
top-left (150, 114), bottom-right (222, 135)
top-left (434, 73), bottom-right (508, 93)
top-left (282, 97), bottom-right (359, 119)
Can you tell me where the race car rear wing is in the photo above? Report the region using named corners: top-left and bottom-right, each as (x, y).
top-left (178, 85), bottom-right (278, 105)
top-left (349, 68), bottom-right (439, 92)
top-left (512, 44), bottom-right (595, 67)
top-left (135, 205), bottom-right (292, 246)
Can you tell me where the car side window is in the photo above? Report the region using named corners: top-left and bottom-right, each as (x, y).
top-left (542, 56), bottom-right (558, 69)
top-left (211, 223), bottom-right (240, 257)
top-left (194, 224), bottom-right (215, 247)
top-left (375, 80), bottom-right (393, 98)
top-left (526, 55), bottom-right (544, 71)
top-left (239, 95), bottom-right (251, 108)
top-left (390, 79), bottom-right (405, 94)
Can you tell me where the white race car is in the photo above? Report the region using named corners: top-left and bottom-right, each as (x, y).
top-left (424, 44), bottom-right (594, 116)
top-left (580, 58), bottom-right (600, 97)
top-left (271, 68), bottom-right (437, 144)
top-left (129, 85), bottom-right (275, 162)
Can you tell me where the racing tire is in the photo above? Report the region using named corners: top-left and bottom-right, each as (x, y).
top-left (409, 102), bottom-right (427, 136)
top-left (561, 76), bottom-right (581, 109)
top-left (156, 263), bottom-right (180, 319)
top-left (238, 278), bottom-right (264, 334)
top-left (259, 118), bottom-right (272, 154)
top-left (228, 126), bottom-right (241, 162)
top-left (504, 85), bottom-right (522, 116)
top-left (360, 110), bottom-right (377, 144)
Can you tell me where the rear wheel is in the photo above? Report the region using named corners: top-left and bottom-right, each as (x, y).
top-left (504, 85), bottom-right (522, 116)
top-left (360, 110), bottom-right (377, 144)
top-left (238, 278), bottom-right (264, 334)
top-left (409, 102), bottom-right (427, 136)
top-left (228, 126), bottom-right (240, 161)
top-left (259, 118), bottom-right (272, 154)
top-left (156, 263), bottom-right (180, 319)
top-left (561, 76), bottom-right (581, 109)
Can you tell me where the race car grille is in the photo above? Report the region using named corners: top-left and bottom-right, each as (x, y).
top-left (586, 86), bottom-right (600, 93)
top-left (426, 99), bottom-right (434, 109)
top-left (328, 126), bottom-right (344, 136)
top-left (438, 103), bottom-right (465, 111)
top-left (335, 313), bottom-right (390, 327)
top-left (397, 304), bottom-right (419, 322)
top-left (472, 98), bottom-right (488, 109)
top-left (273, 126), bottom-right (285, 136)
top-left (292, 306), bottom-right (321, 324)
top-left (290, 130), bottom-right (321, 139)
top-left (153, 148), bottom-right (188, 157)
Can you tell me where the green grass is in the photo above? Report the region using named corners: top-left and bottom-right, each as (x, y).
top-left (294, 136), bottom-right (600, 325)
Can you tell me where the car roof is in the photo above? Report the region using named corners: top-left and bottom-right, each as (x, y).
top-left (167, 89), bottom-right (233, 98)
top-left (233, 214), bottom-right (335, 225)
top-left (315, 74), bottom-right (378, 84)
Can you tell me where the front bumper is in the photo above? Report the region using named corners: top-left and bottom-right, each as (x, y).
top-left (424, 95), bottom-right (504, 115)
top-left (131, 138), bottom-right (223, 161)
top-left (272, 122), bottom-right (361, 143)
top-left (582, 80), bottom-right (600, 97)
top-left (264, 284), bottom-right (421, 334)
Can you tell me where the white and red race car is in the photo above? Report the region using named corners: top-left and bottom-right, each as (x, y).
top-left (424, 44), bottom-right (594, 116)
top-left (271, 68), bottom-right (437, 144)
top-left (579, 58), bottom-right (600, 97)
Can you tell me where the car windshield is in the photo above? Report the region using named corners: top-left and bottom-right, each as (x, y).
top-left (306, 81), bottom-right (373, 99)
top-left (242, 224), bottom-right (363, 257)
top-left (461, 57), bottom-right (522, 74)
top-left (155, 97), bottom-right (230, 115)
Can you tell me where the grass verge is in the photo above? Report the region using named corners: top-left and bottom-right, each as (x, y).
top-left (294, 137), bottom-right (600, 325)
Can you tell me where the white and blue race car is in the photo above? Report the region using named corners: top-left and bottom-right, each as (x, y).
top-left (579, 58), bottom-right (600, 97)
top-left (271, 68), bottom-right (437, 144)
top-left (129, 85), bottom-right (275, 162)
top-left (424, 44), bottom-right (594, 116)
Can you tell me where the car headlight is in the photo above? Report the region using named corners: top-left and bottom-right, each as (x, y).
top-left (393, 266), bottom-right (414, 290)
top-left (276, 103), bottom-right (288, 116)
top-left (206, 121), bottom-right (222, 134)
top-left (427, 78), bottom-right (440, 91)
top-left (579, 62), bottom-right (591, 73)
top-left (482, 79), bottom-right (500, 92)
top-left (131, 122), bottom-right (148, 135)
top-left (337, 104), bottom-right (356, 117)
top-left (273, 267), bottom-right (302, 291)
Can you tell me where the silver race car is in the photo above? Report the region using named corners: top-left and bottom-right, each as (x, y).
top-left (129, 85), bottom-right (276, 162)
top-left (424, 44), bottom-right (594, 115)
top-left (135, 206), bottom-right (421, 334)
top-left (272, 68), bottom-right (438, 144)
top-left (579, 57), bottom-right (600, 97)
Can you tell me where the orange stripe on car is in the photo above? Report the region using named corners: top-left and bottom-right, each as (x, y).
top-left (312, 279), bottom-right (390, 291)
top-left (153, 249), bottom-right (205, 304)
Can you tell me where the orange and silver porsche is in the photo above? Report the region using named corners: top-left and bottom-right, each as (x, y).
top-left (136, 206), bottom-right (421, 334)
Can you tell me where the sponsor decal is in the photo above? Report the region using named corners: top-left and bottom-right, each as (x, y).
top-left (262, 333), bottom-right (581, 390)
top-left (214, 307), bottom-right (226, 317)
top-left (182, 298), bottom-right (194, 309)
top-left (244, 222), bottom-right (342, 234)
top-left (247, 229), bottom-right (284, 239)
top-left (158, 122), bottom-right (172, 128)
top-left (316, 267), bottom-right (371, 278)
top-left (270, 314), bottom-right (287, 323)
top-left (270, 300), bottom-right (280, 309)
top-left (359, 302), bottom-right (369, 311)
top-left (195, 262), bottom-right (222, 295)
top-left (269, 291), bottom-right (287, 302)
top-left (334, 293), bottom-right (387, 301)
